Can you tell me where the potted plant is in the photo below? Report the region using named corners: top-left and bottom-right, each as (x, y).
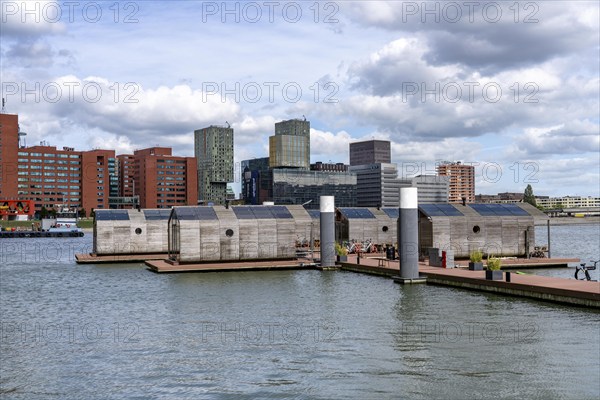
top-left (335, 242), bottom-right (348, 263)
top-left (469, 250), bottom-right (484, 271)
top-left (485, 255), bottom-right (503, 280)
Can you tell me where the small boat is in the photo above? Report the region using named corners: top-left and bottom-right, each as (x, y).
top-left (47, 205), bottom-right (84, 236)
top-left (0, 205), bottom-right (84, 238)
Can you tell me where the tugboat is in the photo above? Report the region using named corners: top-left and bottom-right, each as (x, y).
top-left (0, 204), bottom-right (84, 238)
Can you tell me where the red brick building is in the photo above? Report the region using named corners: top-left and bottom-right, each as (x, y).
top-left (10, 144), bottom-right (115, 216)
top-left (119, 147), bottom-right (197, 209)
top-left (1, 113), bottom-right (199, 216)
top-left (0, 113), bottom-right (19, 200)
top-left (117, 154), bottom-right (135, 198)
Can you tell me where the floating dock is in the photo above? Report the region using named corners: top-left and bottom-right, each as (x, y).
top-left (454, 257), bottom-right (580, 269)
top-left (75, 253), bottom-right (169, 264)
top-left (420, 265), bottom-right (599, 308)
top-left (1, 230), bottom-right (84, 238)
top-left (145, 258), bottom-right (317, 273)
top-left (338, 255), bottom-right (599, 308)
top-left (75, 248), bottom-right (598, 308)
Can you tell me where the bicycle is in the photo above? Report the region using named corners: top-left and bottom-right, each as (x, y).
top-left (574, 260), bottom-right (598, 281)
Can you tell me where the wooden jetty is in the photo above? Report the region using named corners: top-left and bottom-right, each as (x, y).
top-left (338, 255), bottom-right (599, 308)
top-left (146, 258), bottom-right (317, 273)
top-left (75, 253), bottom-right (169, 264)
top-left (75, 248), bottom-right (598, 308)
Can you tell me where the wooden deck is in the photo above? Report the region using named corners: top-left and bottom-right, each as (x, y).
top-left (75, 253), bottom-right (169, 264)
top-left (146, 259), bottom-right (317, 273)
top-left (339, 255), bottom-right (600, 308)
top-left (454, 257), bottom-right (580, 269)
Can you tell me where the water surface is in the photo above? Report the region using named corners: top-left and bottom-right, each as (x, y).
top-left (1, 235), bottom-right (599, 399)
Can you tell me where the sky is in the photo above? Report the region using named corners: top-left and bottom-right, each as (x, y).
top-left (1, 0), bottom-right (599, 197)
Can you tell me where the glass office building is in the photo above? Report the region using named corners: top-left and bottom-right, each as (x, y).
top-left (272, 169), bottom-right (356, 209)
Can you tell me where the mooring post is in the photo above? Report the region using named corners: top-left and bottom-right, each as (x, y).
top-left (547, 219), bottom-right (551, 259)
top-left (398, 187), bottom-right (419, 280)
top-left (319, 196), bottom-right (335, 267)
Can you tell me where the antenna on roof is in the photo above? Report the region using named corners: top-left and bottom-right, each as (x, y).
top-left (302, 115), bottom-right (306, 121)
top-left (226, 121), bottom-right (230, 128)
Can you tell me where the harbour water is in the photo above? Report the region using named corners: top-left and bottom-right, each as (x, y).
top-left (533, 223), bottom-right (600, 280)
top-left (1, 225), bottom-right (599, 399)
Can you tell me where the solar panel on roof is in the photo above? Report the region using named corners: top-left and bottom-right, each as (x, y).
top-left (339, 208), bottom-right (376, 219)
top-left (382, 208), bottom-right (399, 219)
top-left (269, 206), bottom-right (293, 219)
top-left (95, 210), bottom-right (130, 221)
top-left (94, 210), bottom-right (110, 221)
top-left (437, 204), bottom-right (463, 216)
top-left (359, 209), bottom-right (375, 218)
top-left (338, 208), bottom-right (357, 219)
top-left (196, 207), bottom-right (218, 220)
top-left (470, 203), bottom-right (531, 216)
top-left (174, 207), bottom-right (217, 220)
top-left (174, 208), bottom-right (198, 220)
top-left (420, 204), bottom-right (446, 217)
top-left (232, 207), bottom-right (256, 219)
top-left (419, 204), bottom-right (464, 217)
top-left (111, 210), bottom-right (129, 220)
top-left (307, 210), bottom-right (320, 219)
top-left (143, 209), bottom-right (171, 220)
top-left (250, 206), bottom-right (273, 219)
top-left (508, 205), bottom-right (530, 216)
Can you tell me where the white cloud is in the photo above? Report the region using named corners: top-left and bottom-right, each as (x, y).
top-left (1, 0), bottom-right (598, 197)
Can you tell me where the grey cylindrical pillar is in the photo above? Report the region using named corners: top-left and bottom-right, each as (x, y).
top-left (398, 188), bottom-right (419, 279)
top-left (319, 196), bottom-right (335, 267)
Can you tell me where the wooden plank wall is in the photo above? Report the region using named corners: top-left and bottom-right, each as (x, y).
top-left (214, 207), bottom-right (239, 261)
top-left (238, 219), bottom-right (259, 259)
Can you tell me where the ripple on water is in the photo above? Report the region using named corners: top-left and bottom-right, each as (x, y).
top-left (1, 236), bottom-right (599, 399)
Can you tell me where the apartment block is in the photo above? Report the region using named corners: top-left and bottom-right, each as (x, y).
top-left (194, 125), bottom-right (234, 205)
top-left (536, 196), bottom-right (600, 209)
top-left (11, 144), bottom-right (115, 215)
top-left (120, 147), bottom-right (198, 209)
top-left (0, 113), bottom-right (19, 200)
top-left (117, 154), bottom-right (136, 198)
top-left (437, 161), bottom-right (475, 203)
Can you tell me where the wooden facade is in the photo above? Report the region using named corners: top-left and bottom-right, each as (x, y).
top-left (335, 204), bottom-right (547, 258)
top-left (335, 208), bottom-right (397, 245)
top-left (168, 205), bottom-right (316, 263)
top-left (418, 203), bottom-right (546, 258)
top-left (93, 203), bottom-right (546, 261)
top-left (93, 209), bottom-right (171, 255)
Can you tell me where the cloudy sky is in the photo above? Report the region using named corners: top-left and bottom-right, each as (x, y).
top-left (1, 0), bottom-right (598, 197)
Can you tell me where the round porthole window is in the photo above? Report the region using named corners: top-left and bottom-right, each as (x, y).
top-left (473, 225), bottom-right (480, 234)
top-left (382, 226), bottom-right (389, 232)
top-left (135, 228), bottom-right (142, 235)
top-left (225, 229), bottom-right (234, 237)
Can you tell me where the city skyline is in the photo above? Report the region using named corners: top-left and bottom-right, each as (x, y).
top-left (3, 109), bottom-right (598, 201)
top-left (1, 1), bottom-right (598, 197)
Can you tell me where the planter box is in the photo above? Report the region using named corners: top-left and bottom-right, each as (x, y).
top-left (485, 270), bottom-right (503, 281)
top-left (469, 262), bottom-right (484, 271)
top-left (336, 255), bottom-right (347, 263)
